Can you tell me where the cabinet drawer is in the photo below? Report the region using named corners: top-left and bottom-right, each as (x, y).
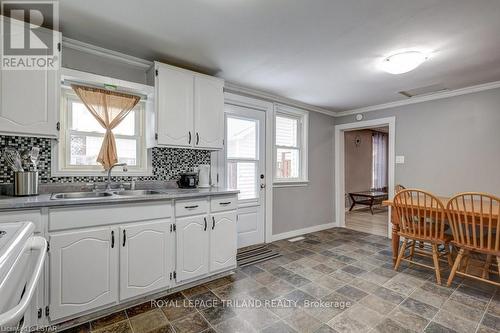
top-left (49, 201), bottom-right (172, 231)
top-left (175, 198), bottom-right (208, 217)
top-left (0, 209), bottom-right (42, 233)
top-left (210, 195), bottom-right (237, 213)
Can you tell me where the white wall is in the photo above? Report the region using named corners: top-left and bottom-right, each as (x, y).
top-left (272, 111), bottom-right (335, 235)
top-left (335, 87), bottom-right (500, 197)
top-left (62, 47), bottom-right (150, 85)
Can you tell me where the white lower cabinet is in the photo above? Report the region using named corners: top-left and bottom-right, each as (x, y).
top-left (175, 215), bottom-right (209, 282)
top-left (120, 220), bottom-right (171, 300)
top-left (47, 196), bottom-right (237, 323)
top-left (49, 220), bottom-right (173, 321)
top-left (176, 209), bottom-right (237, 283)
top-left (49, 227), bottom-right (119, 321)
top-left (210, 211), bottom-right (237, 272)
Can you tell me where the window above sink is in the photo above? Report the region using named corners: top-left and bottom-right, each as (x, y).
top-left (51, 68), bottom-right (154, 177)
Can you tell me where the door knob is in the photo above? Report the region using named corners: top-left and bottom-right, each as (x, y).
top-left (260, 184), bottom-right (266, 189)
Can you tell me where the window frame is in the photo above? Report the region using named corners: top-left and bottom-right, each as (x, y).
top-left (273, 104), bottom-right (309, 186)
top-left (52, 86), bottom-right (151, 177)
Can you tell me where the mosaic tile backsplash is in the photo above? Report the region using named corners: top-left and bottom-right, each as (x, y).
top-left (0, 135), bottom-right (211, 184)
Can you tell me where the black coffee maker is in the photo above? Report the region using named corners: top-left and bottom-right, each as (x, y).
top-left (177, 172), bottom-right (198, 188)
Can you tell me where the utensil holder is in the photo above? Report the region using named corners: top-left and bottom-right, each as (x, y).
top-left (14, 171), bottom-right (39, 196)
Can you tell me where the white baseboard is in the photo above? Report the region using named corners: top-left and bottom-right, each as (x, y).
top-left (270, 222), bottom-right (337, 242)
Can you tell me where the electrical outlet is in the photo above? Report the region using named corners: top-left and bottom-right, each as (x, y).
top-left (396, 155), bottom-right (405, 164)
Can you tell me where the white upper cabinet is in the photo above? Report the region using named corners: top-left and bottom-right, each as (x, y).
top-left (119, 220), bottom-right (171, 301)
top-left (154, 61), bottom-right (224, 150)
top-left (194, 76), bottom-right (224, 149)
top-left (155, 64), bottom-right (193, 147)
top-left (0, 19), bottom-right (60, 138)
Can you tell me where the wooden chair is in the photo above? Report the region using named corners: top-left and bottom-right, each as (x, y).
top-left (446, 192), bottom-right (500, 287)
top-left (395, 184), bottom-right (406, 193)
top-left (393, 189), bottom-right (452, 284)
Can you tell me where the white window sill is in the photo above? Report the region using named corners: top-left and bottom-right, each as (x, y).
top-left (273, 180), bottom-right (310, 188)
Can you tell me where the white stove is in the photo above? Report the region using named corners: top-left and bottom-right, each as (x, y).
top-left (0, 222), bottom-right (47, 332)
top-left (0, 223), bottom-right (35, 283)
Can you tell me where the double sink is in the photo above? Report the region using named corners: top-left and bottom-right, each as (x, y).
top-left (50, 190), bottom-right (164, 200)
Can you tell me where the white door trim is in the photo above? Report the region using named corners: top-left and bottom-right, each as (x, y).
top-left (334, 116), bottom-right (396, 238)
top-left (223, 92), bottom-right (274, 244)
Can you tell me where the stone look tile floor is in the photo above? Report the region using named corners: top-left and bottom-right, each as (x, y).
top-left (59, 228), bottom-right (500, 333)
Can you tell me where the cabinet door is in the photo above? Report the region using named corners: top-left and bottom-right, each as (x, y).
top-left (210, 211), bottom-right (237, 272)
top-left (120, 220), bottom-right (171, 301)
top-left (194, 76), bottom-right (224, 149)
top-left (156, 64), bottom-right (193, 147)
top-left (49, 227), bottom-right (118, 321)
top-left (0, 25), bottom-right (60, 138)
top-left (176, 215), bottom-right (209, 282)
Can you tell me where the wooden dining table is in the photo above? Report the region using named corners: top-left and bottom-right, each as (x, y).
top-left (382, 196), bottom-right (500, 264)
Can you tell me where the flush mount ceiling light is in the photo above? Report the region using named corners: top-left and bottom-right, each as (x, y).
top-left (380, 51), bottom-right (430, 74)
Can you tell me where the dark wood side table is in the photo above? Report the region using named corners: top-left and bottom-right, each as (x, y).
top-left (348, 191), bottom-right (388, 215)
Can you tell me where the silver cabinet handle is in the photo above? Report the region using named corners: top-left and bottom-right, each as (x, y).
top-left (123, 230), bottom-right (126, 247)
top-left (111, 231), bottom-right (115, 248)
top-left (185, 205), bottom-right (199, 209)
top-left (204, 217), bottom-right (207, 231)
top-left (212, 216), bottom-right (215, 230)
top-left (219, 202), bottom-right (231, 205)
top-left (196, 132), bottom-right (199, 145)
top-left (188, 131), bottom-right (192, 144)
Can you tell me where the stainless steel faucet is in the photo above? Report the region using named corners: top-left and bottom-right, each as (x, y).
top-left (106, 163), bottom-right (128, 190)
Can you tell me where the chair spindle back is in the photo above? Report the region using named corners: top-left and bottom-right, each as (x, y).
top-left (446, 192), bottom-right (500, 254)
top-left (393, 189), bottom-right (447, 241)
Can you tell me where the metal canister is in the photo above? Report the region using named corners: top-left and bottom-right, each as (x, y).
top-left (14, 171), bottom-right (39, 196)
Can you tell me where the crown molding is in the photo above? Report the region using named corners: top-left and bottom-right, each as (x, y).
top-left (334, 80), bottom-right (500, 117)
top-left (62, 37), bottom-right (153, 69)
top-left (224, 81), bottom-right (336, 116)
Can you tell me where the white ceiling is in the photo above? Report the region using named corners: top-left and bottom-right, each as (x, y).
top-left (59, 0), bottom-right (500, 112)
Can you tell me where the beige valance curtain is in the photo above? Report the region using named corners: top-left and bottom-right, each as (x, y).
top-left (71, 85), bottom-right (140, 170)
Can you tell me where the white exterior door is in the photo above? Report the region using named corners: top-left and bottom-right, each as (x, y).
top-left (155, 63), bottom-right (193, 147)
top-left (176, 215), bottom-right (209, 282)
top-left (194, 76), bottom-right (224, 149)
top-left (224, 105), bottom-right (266, 248)
top-left (49, 227), bottom-right (118, 320)
top-left (210, 211), bottom-right (237, 272)
top-left (0, 22), bottom-right (60, 138)
top-left (119, 220), bottom-right (171, 301)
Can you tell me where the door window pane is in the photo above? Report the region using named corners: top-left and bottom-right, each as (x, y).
top-left (227, 161), bottom-right (257, 200)
top-left (276, 148), bottom-right (299, 178)
top-left (227, 117), bottom-right (257, 159)
top-left (275, 116), bottom-right (297, 147)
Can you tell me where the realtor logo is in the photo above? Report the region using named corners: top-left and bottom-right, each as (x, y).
top-left (1, 1), bottom-right (59, 70)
